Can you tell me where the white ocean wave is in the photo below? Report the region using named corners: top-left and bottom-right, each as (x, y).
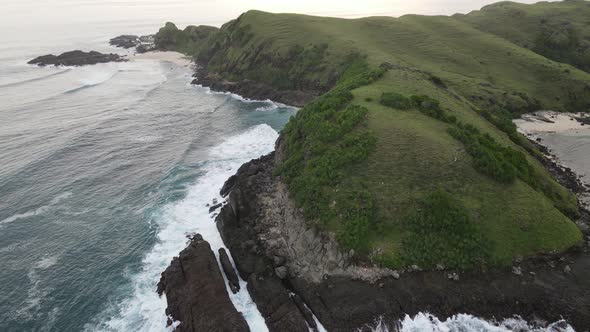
top-left (88, 124), bottom-right (277, 332)
top-left (367, 313), bottom-right (574, 332)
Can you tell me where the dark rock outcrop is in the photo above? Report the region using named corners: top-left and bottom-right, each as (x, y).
top-left (218, 248), bottom-right (240, 294)
top-left (247, 272), bottom-right (310, 331)
top-left (208, 203), bottom-right (222, 213)
top-left (110, 34), bottom-right (156, 53)
top-left (109, 35), bottom-right (139, 48)
top-left (215, 154), bottom-right (312, 331)
top-left (157, 234), bottom-right (249, 332)
top-left (214, 151), bottom-right (590, 331)
top-left (28, 50), bottom-right (125, 67)
top-left (192, 67), bottom-right (316, 107)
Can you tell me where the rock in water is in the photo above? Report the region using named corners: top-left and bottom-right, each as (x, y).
top-left (28, 50), bottom-right (125, 66)
top-left (110, 34), bottom-right (155, 53)
top-left (218, 248), bottom-right (241, 294)
top-left (109, 35), bottom-right (139, 48)
top-left (157, 234), bottom-right (249, 332)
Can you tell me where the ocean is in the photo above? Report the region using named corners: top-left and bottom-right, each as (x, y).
top-left (0, 3), bottom-right (581, 332)
top-left (0, 17), bottom-right (296, 331)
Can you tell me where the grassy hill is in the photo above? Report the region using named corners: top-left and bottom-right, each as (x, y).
top-left (456, 0), bottom-right (590, 73)
top-left (157, 2), bottom-right (590, 270)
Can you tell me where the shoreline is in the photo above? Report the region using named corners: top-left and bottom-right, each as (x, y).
top-left (514, 111), bottom-right (590, 208)
top-left (128, 51), bottom-right (193, 67)
top-left (513, 111), bottom-right (589, 135)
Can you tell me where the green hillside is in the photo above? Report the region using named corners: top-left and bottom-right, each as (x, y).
top-left (456, 0), bottom-right (590, 73)
top-left (158, 2), bottom-right (590, 270)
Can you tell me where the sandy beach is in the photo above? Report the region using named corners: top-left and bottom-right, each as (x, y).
top-left (513, 111), bottom-right (589, 134)
top-left (129, 51), bottom-right (192, 67)
top-left (514, 111), bottom-right (590, 206)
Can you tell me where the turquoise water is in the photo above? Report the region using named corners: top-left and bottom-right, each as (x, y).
top-left (0, 27), bottom-right (295, 331)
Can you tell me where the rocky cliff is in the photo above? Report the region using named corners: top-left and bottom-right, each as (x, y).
top-left (209, 151), bottom-right (590, 331)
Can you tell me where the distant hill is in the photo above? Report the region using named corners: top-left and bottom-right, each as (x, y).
top-left (155, 1), bottom-right (590, 270)
top-left (456, 0), bottom-right (590, 73)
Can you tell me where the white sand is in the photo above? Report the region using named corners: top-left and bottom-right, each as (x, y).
top-left (513, 111), bottom-right (589, 135)
top-left (128, 51), bottom-right (192, 67)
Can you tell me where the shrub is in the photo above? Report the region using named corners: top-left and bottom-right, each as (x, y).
top-left (277, 58), bottom-right (382, 252)
top-left (401, 190), bottom-right (490, 269)
top-left (380, 92), bottom-right (412, 109)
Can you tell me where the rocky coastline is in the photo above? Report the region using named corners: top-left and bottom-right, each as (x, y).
top-left (191, 65), bottom-right (318, 107)
top-left (158, 148), bottom-right (590, 331)
top-left (152, 36), bottom-right (590, 331)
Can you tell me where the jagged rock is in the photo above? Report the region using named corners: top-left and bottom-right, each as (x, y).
top-left (512, 266), bottom-right (523, 276)
top-left (247, 273), bottom-right (310, 331)
top-left (209, 203), bottom-right (222, 213)
top-left (275, 266), bottom-right (288, 279)
top-left (392, 271), bottom-right (400, 280)
top-left (564, 265), bottom-right (572, 273)
top-left (220, 175), bottom-right (237, 197)
top-left (447, 272), bottom-right (460, 281)
top-left (157, 234), bottom-right (249, 332)
top-left (272, 255), bottom-right (286, 267)
top-left (28, 50), bottom-right (125, 66)
top-left (436, 264), bottom-right (445, 271)
top-left (109, 35), bottom-right (139, 48)
top-left (218, 248), bottom-right (240, 294)
top-left (292, 294), bottom-right (318, 331)
top-left (110, 34), bottom-right (155, 53)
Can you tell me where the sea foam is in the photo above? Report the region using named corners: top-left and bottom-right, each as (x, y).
top-left (367, 313), bottom-right (574, 332)
top-left (89, 124), bottom-right (277, 332)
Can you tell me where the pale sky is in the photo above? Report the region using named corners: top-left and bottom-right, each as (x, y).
top-left (1, 0), bottom-right (549, 28)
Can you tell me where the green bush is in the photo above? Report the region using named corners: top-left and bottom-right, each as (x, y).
top-left (380, 92), bottom-right (412, 109)
top-left (401, 190), bottom-right (490, 269)
top-left (277, 58), bottom-right (383, 252)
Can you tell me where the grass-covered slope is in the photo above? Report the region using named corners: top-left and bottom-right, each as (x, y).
top-left (160, 2), bottom-right (590, 270)
top-left (456, 0), bottom-right (590, 73)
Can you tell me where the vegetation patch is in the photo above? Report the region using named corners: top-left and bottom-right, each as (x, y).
top-left (381, 91), bottom-right (579, 218)
top-left (401, 190), bottom-right (490, 269)
top-left (277, 58), bottom-right (384, 251)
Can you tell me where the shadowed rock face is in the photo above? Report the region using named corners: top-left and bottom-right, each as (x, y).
top-left (218, 248), bottom-right (240, 294)
top-left (157, 234), bottom-right (249, 332)
top-left (28, 50), bottom-right (125, 66)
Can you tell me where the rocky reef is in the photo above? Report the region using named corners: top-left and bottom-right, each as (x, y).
top-left (28, 50), bottom-right (125, 67)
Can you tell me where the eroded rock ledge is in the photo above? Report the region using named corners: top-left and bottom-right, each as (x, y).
top-left (215, 152), bottom-right (590, 331)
